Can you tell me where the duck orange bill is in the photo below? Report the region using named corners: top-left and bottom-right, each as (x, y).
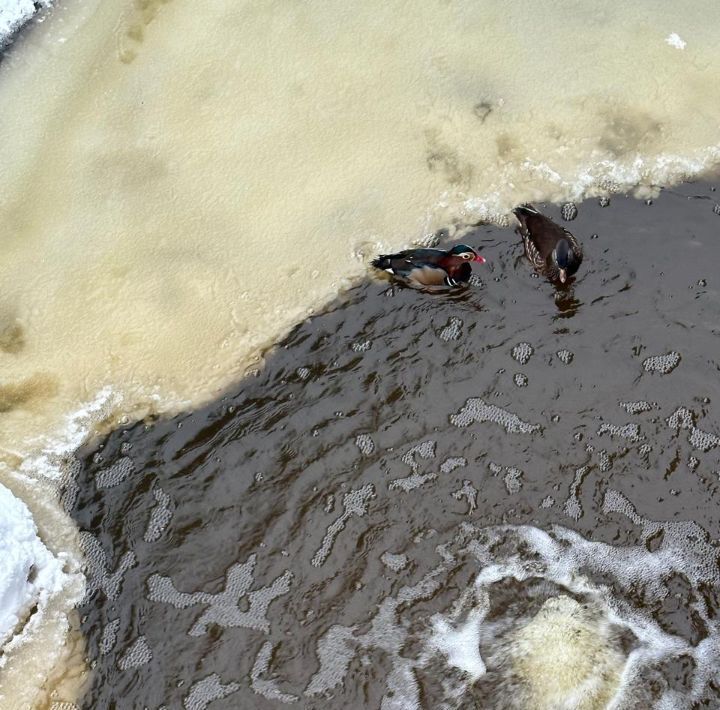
top-left (473, 255), bottom-right (487, 263)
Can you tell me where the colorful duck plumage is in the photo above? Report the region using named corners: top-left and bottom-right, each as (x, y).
top-left (371, 244), bottom-right (486, 288)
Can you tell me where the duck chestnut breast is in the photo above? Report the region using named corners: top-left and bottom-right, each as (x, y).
top-left (371, 244), bottom-right (486, 288)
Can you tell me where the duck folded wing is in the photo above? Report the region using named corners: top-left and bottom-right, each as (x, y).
top-left (404, 264), bottom-right (454, 286)
top-left (372, 248), bottom-right (442, 270)
top-left (515, 211), bottom-right (568, 259)
top-left (564, 228), bottom-right (584, 260)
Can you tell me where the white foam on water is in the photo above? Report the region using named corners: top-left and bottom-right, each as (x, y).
top-left (436, 506), bottom-right (720, 707)
top-left (429, 607), bottom-right (487, 681)
top-left (14, 386), bottom-right (122, 483)
top-left (307, 489), bottom-right (720, 707)
top-left (1, 0), bottom-right (720, 703)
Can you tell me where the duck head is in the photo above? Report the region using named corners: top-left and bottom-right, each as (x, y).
top-left (552, 238), bottom-right (575, 283)
top-left (448, 244), bottom-right (486, 264)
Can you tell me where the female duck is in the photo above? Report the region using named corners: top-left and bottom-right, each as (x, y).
top-left (514, 205), bottom-right (583, 284)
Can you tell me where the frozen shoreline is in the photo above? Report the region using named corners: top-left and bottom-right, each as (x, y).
top-left (0, 0), bottom-right (72, 700)
top-left (0, 484), bottom-right (69, 662)
top-left (0, 0), bottom-right (48, 49)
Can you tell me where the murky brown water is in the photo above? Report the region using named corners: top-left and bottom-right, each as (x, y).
top-left (67, 183), bottom-right (720, 708)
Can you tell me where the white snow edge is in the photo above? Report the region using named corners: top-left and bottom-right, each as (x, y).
top-left (0, 0), bottom-right (51, 46)
top-left (0, 483), bottom-right (70, 659)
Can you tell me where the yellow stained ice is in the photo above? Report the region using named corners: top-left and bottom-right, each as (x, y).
top-left (0, 0), bottom-right (719, 705)
top-left (510, 596), bottom-right (625, 709)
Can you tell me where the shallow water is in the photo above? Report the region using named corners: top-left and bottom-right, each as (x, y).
top-left (68, 183), bottom-right (720, 708)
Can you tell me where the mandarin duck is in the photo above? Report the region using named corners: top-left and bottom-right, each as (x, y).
top-left (513, 205), bottom-right (583, 284)
top-left (371, 244), bottom-right (486, 288)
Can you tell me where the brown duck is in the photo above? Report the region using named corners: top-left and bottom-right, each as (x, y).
top-left (371, 244), bottom-right (486, 288)
top-left (514, 205), bottom-right (583, 283)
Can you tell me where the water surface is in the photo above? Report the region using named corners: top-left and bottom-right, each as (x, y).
top-left (69, 184), bottom-right (720, 708)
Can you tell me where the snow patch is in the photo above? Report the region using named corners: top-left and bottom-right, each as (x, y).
top-left (0, 483), bottom-right (71, 659)
top-left (0, 0), bottom-right (50, 46)
top-left (666, 33), bottom-right (687, 50)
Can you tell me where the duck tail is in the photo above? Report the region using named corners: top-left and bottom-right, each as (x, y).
top-left (512, 204), bottom-right (539, 232)
top-left (371, 255), bottom-right (391, 270)
top-left (513, 204), bottom-right (540, 218)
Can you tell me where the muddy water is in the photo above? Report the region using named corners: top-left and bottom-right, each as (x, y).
top-left (68, 183), bottom-right (720, 708)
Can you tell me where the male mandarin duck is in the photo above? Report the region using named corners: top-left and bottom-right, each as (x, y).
top-left (371, 244), bottom-right (486, 288)
top-left (513, 205), bottom-right (583, 284)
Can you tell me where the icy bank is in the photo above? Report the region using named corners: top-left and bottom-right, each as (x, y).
top-left (0, 481), bottom-right (85, 707)
top-left (0, 0), bottom-right (48, 48)
top-left (0, 483), bottom-right (68, 654)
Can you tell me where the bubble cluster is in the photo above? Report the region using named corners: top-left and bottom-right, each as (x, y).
top-left (439, 316), bottom-right (464, 341)
top-left (355, 433), bottom-right (375, 456)
top-left (440, 457), bottom-right (467, 474)
top-left (351, 340), bottom-right (371, 353)
top-left (597, 421), bottom-right (643, 442)
top-left (689, 427), bottom-right (720, 452)
top-left (667, 406), bottom-right (694, 430)
top-left (143, 488), bottom-right (173, 543)
top-left (597, 449), bottom-right (612, 471)
top-left (79, 533), bottom-right (135, 603)
top-left (563, 465), bottom-right (589, 521)
top-left (147, 553), bottom-right (292, 634)
top-left (389, 470), bottom-right (436, 492)
top-left (451, 398), bottom-right (540, 434)
top-left (452, 480), bottom-right (478, 513)
top-left (402, 440), bottom-right (436, 471)
top-left (666, 406), bottom-right (720, 452)
top-left (561, 202), bottom-right (578, 221)
top-left (620, 400), bottom-right (654, 414)
top-left (306, 567), bottom-right (446, 702)
top-left (117, 636), bottom-right (152, 671)
top-left (381, 552), bottom-right (409, 572)
top-left (390, 441), bottom-right (440, 491)
top-left (183, 674), bottom-right (239, 710)
top-left (642, 352), bottom-right (681, 374)
top-left (513, 373), bottom-right (529, 387)
top-left (488, 462), bottom-right (524, 494)
top-left (250, 641), bottom-right (298, 703)
top-left (556, 349), bottom-right (574, 364)
top-left (99, 619), bottom-right (120, 656)
top-left (504, 467), bottom-right (523, 494)
top-left (311, 485), bottom-right (375, 566)
top-left (95, 457), bottom-right (135, 489)
top-left (511, 342), bottom-right (534, 365)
